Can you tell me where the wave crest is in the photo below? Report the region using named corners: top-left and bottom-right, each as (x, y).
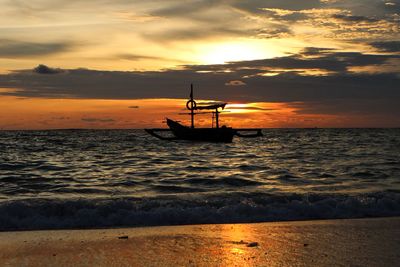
top-left (1, 191), bottom-right (399, 231)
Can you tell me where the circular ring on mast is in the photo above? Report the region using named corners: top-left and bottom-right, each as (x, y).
top-left (186, 100), bottom-right (197, 110)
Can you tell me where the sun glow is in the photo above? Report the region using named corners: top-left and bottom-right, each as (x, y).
top-left (225, 103), bottom-right (276, 114)
top-left (226, 103), bottom-right (255, 113)
top-left (198, 41), bottom-right (276, 64)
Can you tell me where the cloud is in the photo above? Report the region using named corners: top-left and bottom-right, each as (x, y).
top-left (370, 41), bottom-right (400, 52)
top-left (227, 106), bottom-right (275, 111)
top-left (0, 47), bottom-right (399, 120)
top-left (128, 106), bottom-right (139, 109)
top-left (255, 25), bottom-right (292, 38)
top-left (252, 4), bottom-right (400, 40)
top-left (2, 0), bottom-right (398, 67)
top-left (225, 80), bottom-right (246, 86)
top-left (116, 53), bottom-right (166, 61)
top-left (142, 25), bottom-right (254, 42)
top-left (33, 64), bottom-right (64, 74)
top-left (385, 2), bottom-right (397, 6)
top-left (332, 14), bottom-right (378, 23)
top-left (151, 0), bottom-right (220, 17)
top-left (115, 53), bottom-right (189, 64)
top-left (81, 117), bottom-right (115, 123)
top-left (232, 0), bottom-right (322, 13)
top-left (186, 48), bottom-right (399, 74)
top-left (0, 39), bottom-right (73, 58)
top-left (0, 0), bottom-right (398, 125)
top-left (321, 0), bottom-right (400, 18)
top-left (261, 8), bottom-right (310, 21)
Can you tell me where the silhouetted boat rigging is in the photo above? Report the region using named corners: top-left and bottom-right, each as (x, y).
top-left (145, 84), bottom-right (263, 142)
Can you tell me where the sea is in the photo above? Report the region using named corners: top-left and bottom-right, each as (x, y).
top-left (0, 129), bottom-right (399, 231)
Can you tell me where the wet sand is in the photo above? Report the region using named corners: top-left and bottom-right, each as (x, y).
top-left (1, 217), bottom-right (399, 266)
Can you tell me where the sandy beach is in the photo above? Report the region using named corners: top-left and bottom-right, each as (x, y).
top-left (1, 217), bottom-right (399, 266)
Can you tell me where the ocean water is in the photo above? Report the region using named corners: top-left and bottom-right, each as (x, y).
top-left (0, 129), bottom-right (399, 230)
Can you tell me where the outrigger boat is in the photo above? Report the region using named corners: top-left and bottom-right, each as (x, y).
top-left (145, 84), bottom-right (263, 142)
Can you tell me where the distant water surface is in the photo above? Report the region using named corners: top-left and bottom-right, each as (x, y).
top-left (0, 129), bottom-right (399, 230)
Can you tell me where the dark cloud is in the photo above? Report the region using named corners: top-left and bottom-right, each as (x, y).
top-left (196, 101), bottom-right (226, 105)
top-left (128, 106), bottom-right (139, 109)
top-left (370, 41), bottom-right (400, 52)
top-left (185, 48), bottom-right (399, 73)
top-left (321, 0), bottom-right (391, 17)
top-left (0, 47), bottom-right (399, 119)
top-left (232, 0), bottom-right (322, 13)
top-left (332, 14), bottom-right (379, 23)
top-left (301, 47), bottom-right (336, 55)
top-left (0, 39), bottom-right (73, 58)
top-left (225, 80), bottom-right (246, 86)
top-left (33, 64), bottom-right (64, 74)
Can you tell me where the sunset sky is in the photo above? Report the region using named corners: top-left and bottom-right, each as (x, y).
top-left (1, 0), bottom-right (400, 129)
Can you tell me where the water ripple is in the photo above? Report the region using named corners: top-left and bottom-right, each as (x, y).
top-left (0, 128), bottom-right (399, 229)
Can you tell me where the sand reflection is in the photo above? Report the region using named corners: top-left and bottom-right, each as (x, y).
top-left (215, 224), bottom-right (266, 266)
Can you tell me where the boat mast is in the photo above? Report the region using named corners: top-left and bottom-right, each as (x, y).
top-left (215, 108), bottom-right (219, 128)
top-left (190, 84), bottom-right (194, 128)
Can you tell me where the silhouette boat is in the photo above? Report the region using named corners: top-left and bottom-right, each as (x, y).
top-left (145, 84), bottom-right (263, 142)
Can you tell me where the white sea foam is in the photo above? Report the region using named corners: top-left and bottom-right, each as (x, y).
top-left (1, 192), bottom-right (399, 230)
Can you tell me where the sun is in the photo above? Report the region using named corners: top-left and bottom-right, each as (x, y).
top-left (198, 40), bottom-right (277, 64)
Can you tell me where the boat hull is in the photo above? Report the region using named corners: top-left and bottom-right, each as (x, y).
top-left (167, 119), bottom-right (234, 143)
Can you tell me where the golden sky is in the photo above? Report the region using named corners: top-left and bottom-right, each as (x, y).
top-left (0, 0), bottom-right (399, 129)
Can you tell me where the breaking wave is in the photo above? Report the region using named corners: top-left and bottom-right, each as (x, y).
top-left (1, 191), bottom-right (399, 231)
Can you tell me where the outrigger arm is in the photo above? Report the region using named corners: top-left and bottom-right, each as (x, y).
top-left (234, 129), bottom-right (263, 137)
top-left (144, 128), bottom-right (177, 140)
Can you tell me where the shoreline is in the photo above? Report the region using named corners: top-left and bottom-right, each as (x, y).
top-left (1, 215), bottom-right (399, 233)
top-left (1, 216), bottom-right (399, 266)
